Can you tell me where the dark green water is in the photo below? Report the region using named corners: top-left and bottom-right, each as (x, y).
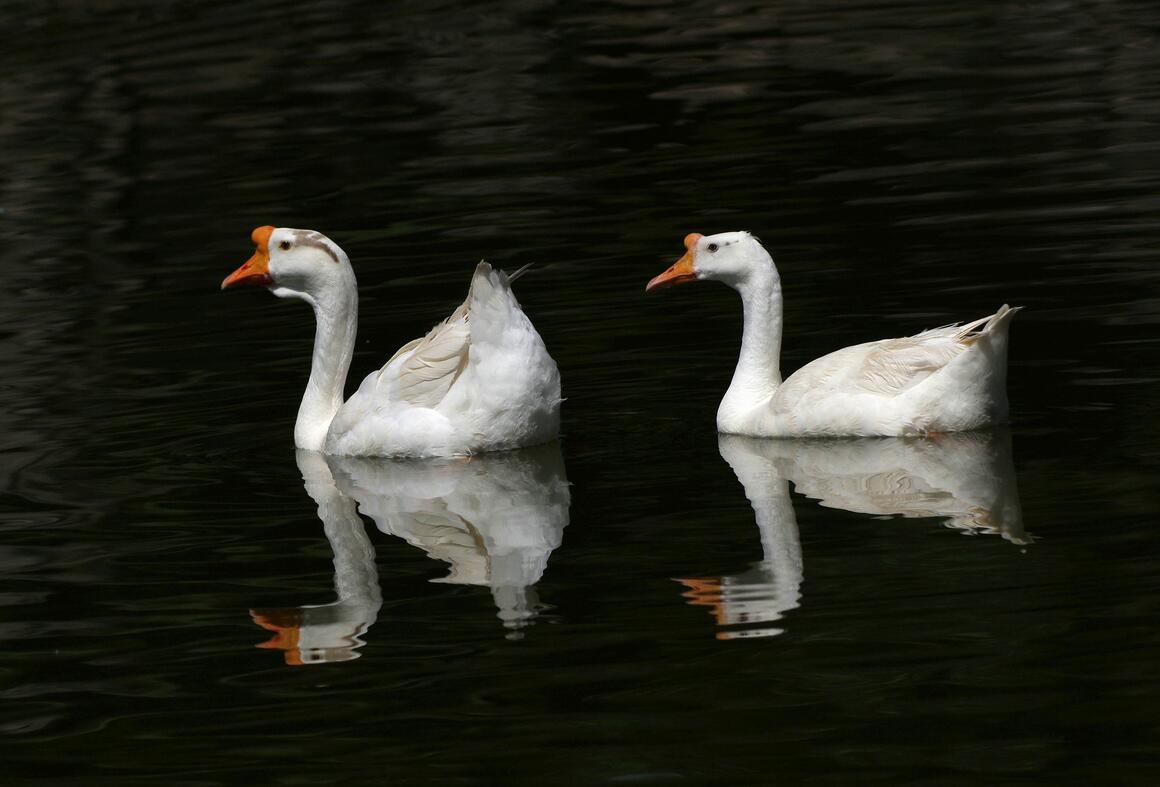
top-left (3, 1), bottom-right (1159, 784)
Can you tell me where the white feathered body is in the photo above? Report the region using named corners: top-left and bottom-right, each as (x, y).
top-left (325, 263), bottom-right (561, 457)
top-left (721, 305), bottom-right (1020, 438)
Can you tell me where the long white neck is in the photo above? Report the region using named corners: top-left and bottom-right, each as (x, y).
top-left (295, 283), bottom-right (358, 451)
top-left (717, 259), bottom-right (783, 434)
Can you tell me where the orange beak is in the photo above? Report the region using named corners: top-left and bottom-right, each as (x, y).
top-left (646, 233), bottom-right (702, 292)
top-left (221, 226), bottom-right (276, 290)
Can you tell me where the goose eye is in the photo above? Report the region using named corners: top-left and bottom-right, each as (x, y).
top-left (707, 243), bottom-right (719, 253)
top-left (279, 240), bottom-right (292, 251)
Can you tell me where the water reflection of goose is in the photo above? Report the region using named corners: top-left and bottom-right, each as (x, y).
top-left (330, 444), bottom-right (569, 636)
top-left (252, 445), bottom-right (570, 663)
top-left (678, 430), bottom-right (1025, 640)
top-left (771, 430), bottom-right (1026, 543)
top-left (251, 451), bottom-right (382, 666)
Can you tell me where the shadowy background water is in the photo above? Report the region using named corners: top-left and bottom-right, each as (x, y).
top-left (3, 1), bottom-right (1159, 784)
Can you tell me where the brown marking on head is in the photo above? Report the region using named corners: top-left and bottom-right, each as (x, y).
top-left (289, 229), bottom-right (341, 263)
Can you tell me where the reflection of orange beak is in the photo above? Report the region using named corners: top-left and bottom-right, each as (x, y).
top-left (221, 226), bottom-right (276, 290)
top-left (646, 233), bottom-right (702, 292)
top-left (251, 608), bottom-right (305, 666)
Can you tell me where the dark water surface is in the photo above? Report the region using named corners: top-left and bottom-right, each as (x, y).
top-left (3, 1), bottom-right (1159, 784)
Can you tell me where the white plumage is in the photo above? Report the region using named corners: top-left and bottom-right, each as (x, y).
top-left (326, 262), bottom-right (560, 456)
top-left (223, 226), bottom-right (561, 457)
top-left (647, 231), bottom-right (1020, 437)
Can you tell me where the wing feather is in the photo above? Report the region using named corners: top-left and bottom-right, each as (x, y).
top-left (854, 337), bottom-right (963, 397)
top-left (366, 261), bottom-right (532, 410)
top-left (391, 300), bottom-right (471, 408)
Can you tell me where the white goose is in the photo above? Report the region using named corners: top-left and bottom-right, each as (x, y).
top-left (647, 232), bottom-right (1020, 437)
top-left (222, 226), bottom-right (561, 457)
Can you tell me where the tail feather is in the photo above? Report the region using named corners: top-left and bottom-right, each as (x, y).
top-left (469, 260), bottom-right (532, 292)
top-left (467, 261), bottom-right (523, 347)
top-left (506, 262), bottom-right (534, 283)
top-left (958, 304), bottom-right (1022, 345)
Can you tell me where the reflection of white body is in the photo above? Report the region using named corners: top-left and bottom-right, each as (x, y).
top-left (769, 430), bottom-right (1025, 543)
top-left (251, 451), bottom-right (382, 666)
top-left (679, 430), bottom-right (1025, 640)
top-left (252, 445), bottom-right (570, 664)
top-left (329, 444), bottom-right (570, 632)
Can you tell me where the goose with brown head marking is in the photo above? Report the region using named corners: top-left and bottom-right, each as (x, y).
top-left (647, 231), bottom-right (1019, 437)
top-left (223, 226), bottom-right (561, 457)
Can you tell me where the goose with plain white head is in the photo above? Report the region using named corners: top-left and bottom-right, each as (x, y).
top-left (647, 231), bottom-right (1020, 437)
top-left (222, 226), bottom-right (561, 457)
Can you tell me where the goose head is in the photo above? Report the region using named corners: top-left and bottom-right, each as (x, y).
top-left (646, 231), bottom-right (771, 292)
top-left (222, 225), bottom-right (354, 303)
